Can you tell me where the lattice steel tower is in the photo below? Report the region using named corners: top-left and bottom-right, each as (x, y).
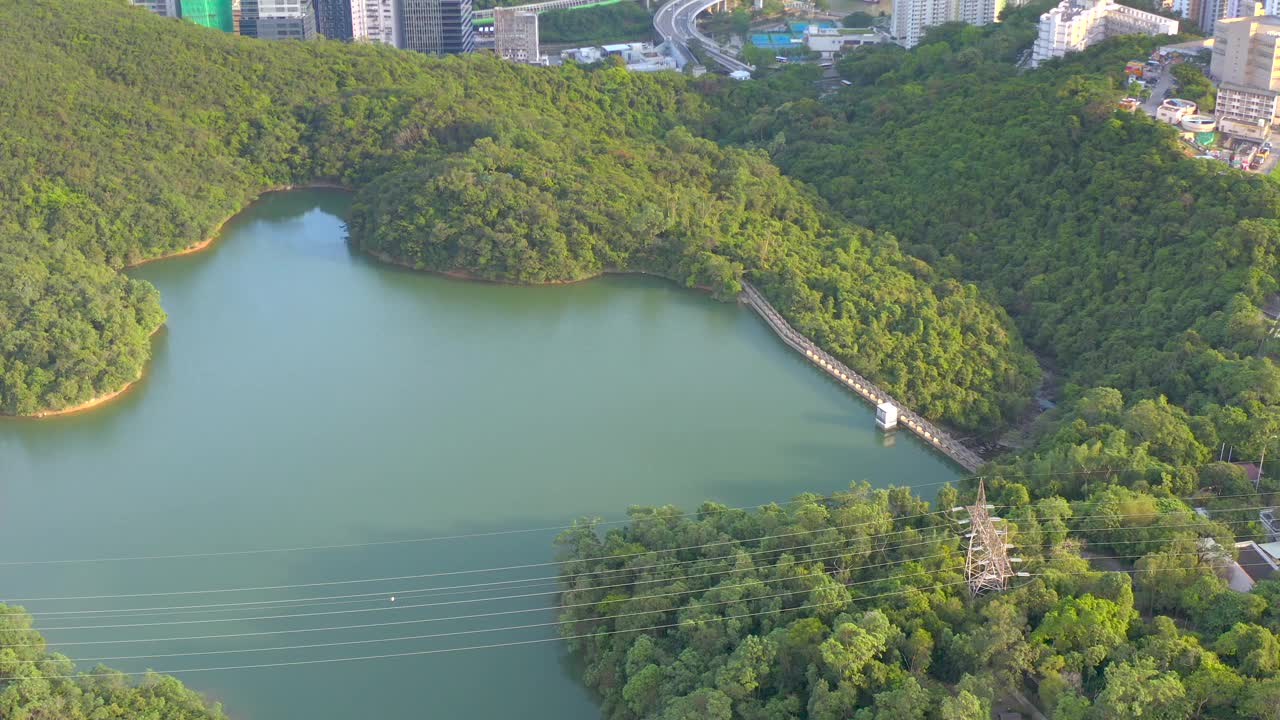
top-left (963, 480), bottom-right (1014, 596)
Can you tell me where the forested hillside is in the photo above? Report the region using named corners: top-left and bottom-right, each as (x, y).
top-left (556, 485), bottom-right (1280, 719)
top-left (710, 10), bottom-right (1280, 502)
top-left (0, 0), bottom-right (1034, 430)
top-left (534, 14), bottom-right (1278, 719)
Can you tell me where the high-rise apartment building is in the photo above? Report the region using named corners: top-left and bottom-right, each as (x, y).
top-left (891, 0), bottom-right (1025, 48)
top-left (351, 0), bottom-right (398, 44)
top-left (1211, 14), bottom-right (1280, 130)
top-left (400, 0), bottom-right (474, 54)
top-left (1171, 0), bottom-right (1258, 34)
top-left (890, 0), bottom-right (954, 49)
top-left (958, 0), bottom-right (1007, 26)
top-left (494, 7), bottom-right (543, 64)
top-left (1030, 0), bottom-right (1178, 66)
top-left (240, 0), bottom-right (318, 38)
top-left (314, 0), bottom-right (353, 38)
top-left (1211, 13), bottom-right (1280, 88)
top-left (132, 0), bottom-right (180, 17)
top-left (181, 0), bottom-right (235, 31)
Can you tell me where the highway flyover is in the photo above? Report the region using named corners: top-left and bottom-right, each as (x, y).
top-left (653, 0), bottom-right (753, 73)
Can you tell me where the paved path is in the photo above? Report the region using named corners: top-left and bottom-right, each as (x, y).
top-left (740, 282), bottom-right (984, 472)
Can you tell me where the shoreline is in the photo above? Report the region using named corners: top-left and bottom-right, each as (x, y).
top-left (13, 182), bottom-right (353, 419)
top-left (16, 325), bottom-right (164, 419)
top-left (21, 181), bottom-right (718, 418)
top-left (124, 182), bottom-right (354, 269)
top-left (366, 251), bottom-right (719, 294)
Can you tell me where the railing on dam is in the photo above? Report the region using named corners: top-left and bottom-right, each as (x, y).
top-left (740, 282), bottom-right (984, 472)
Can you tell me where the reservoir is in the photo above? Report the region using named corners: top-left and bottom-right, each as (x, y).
top-left (0, 190), bottom-right (960, 719)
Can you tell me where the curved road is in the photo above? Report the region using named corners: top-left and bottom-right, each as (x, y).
top-left (654, 0), bottom-right (753, 73)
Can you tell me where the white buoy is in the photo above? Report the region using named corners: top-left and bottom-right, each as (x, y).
top-left (390, 596), bottom-right (396, 602)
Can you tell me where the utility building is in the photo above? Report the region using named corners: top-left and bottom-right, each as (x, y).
top-left (494, 7), bottom-right (544, 64)
top-left (400, 0), bottom-right (475, 54)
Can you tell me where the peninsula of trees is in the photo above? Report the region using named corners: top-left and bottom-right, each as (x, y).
top-left (0, 0), bottom-right (1032, 431)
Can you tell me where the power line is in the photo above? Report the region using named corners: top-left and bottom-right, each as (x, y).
top-left (13, 579), bottom-right (974, 679)
top-left (31, 538), bottom-right (961, 634)
top-left (4, 509), bottom-right (955, 604)
top-left (15, 556), bottom-right (1232, 679)
top-left (26, 510), bottom-right (978, 615)
top-left (19, 507), bottom-right (1265, 622)
top-left (26, 530), bottom-right (955, 620)
top-left (0, 461), bottom-right (1260, 569)
top-left (17, 516), bottom-right (1263, 649)
top-left (0, 479), bottom-right (961, 568)
top-left (26, 556), bottom-right (971, 663)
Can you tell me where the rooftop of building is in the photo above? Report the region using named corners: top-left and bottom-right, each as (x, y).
top-left (1237, 540), bottom-right (1279, 584)
top-left (1217, 14), bottom-right (1280, 32)
top-left (1219, 81), bottom-right (1280, 97)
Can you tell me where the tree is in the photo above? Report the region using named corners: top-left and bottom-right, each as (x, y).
top-left (662, 688), bottom-right (734, 720)
top-left (859, 676), bottom-right (931, 720)
top-left (842, 11), bottom-right (875, 27)
top-left (715, 635), bottom-right (776, 703)
top-left (1214, 624), bottom-right (1280, 678)
top-left (936, 688), bottom-right (987, 719)
top-left (1031, 595), bottom-right (1134, 673)
top-left (1090, 657), bottom-right (1189, 720)
top-left (1171, 63), bottom-right (1215, 111)
top-left (818, 615), bottom-right (891, 687)
top-left (1238, 678), bottom-right (1280, 720)
top-left (623, 664), bottom-right (663, 716)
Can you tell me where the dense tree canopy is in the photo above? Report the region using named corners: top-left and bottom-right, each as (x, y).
top-left (707, 8), bottom-right (1280, 497)
top-left (0, 605), bottom-right (225, 719)
top-left (555, 484), bottom-right (1280, 720)
top-left (0, 0), bottom-right (1034, 430)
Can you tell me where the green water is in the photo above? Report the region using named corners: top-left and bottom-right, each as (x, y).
top-left (0, 190), bottom-right (960, 719)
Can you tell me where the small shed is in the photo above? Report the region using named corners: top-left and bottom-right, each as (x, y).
top-left (875, 402), bottom-right (898, 430)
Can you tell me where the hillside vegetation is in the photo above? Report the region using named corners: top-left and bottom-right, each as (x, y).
top-left (710, 11), bottom-right (1280, 501)
top-left (0, 0), bottom-right (1033, 430)
top-left (556, 484), bottom-right (1280, 720)
top-left (6, 2), bottom-right (1280, 718)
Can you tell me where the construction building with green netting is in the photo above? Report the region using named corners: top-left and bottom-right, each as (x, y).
top-left (181, 0), bottom-right (234, 32)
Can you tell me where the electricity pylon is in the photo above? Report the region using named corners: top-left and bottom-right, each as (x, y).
top-left (960, 479), bottom-right (1014, 596)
